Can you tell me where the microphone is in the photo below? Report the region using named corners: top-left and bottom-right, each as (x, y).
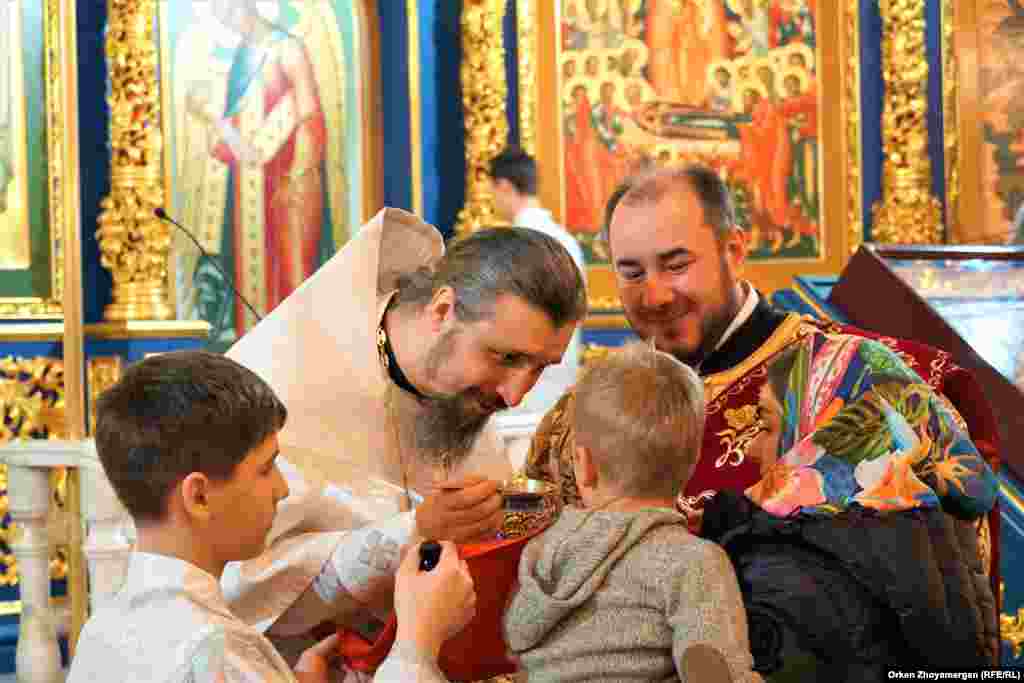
top-left (154, 207), bottom-right (264, 323)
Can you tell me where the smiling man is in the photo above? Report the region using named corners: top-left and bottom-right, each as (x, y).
top-left (524, 164), bottom-right (1001, 677)
top-left (525, 165), bottom-right (999, 533)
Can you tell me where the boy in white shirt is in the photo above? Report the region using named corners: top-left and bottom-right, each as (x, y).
top-left (68, 351), bottom-right (475, 682)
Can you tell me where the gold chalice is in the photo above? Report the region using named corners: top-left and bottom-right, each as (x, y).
top-left (498, 475), bottom-right (557, 539)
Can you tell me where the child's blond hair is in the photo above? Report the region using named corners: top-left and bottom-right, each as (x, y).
top-left (574, 341), bottom-right (705, 499)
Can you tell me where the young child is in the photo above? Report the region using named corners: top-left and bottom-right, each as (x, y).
top-left (503, 342), bottom-right (762, 681)
top-left (68, 351), bottom-right (475, 682)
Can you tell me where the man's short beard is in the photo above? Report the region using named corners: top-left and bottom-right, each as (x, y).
top-left (413, 327), bottom-right (496, 466)
top-left (650, 248), bottom-right (741, 369)
top-left (412, 395), bottom-right (493, 467)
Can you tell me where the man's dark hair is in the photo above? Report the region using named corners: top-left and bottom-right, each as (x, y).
top-left (600, 164), bottom-right (736, 245)
top-left (395, 226), bottom-right (587, 328)
top-left (94, 351), bottom-right (287, 522)
top-left (489, 146), bottom-right (538, 196)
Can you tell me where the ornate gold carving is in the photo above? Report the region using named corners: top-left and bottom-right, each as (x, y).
top-left (407, 0), bottom-right (424, 216)
top-left (583, 313), bottom-right (629, 330)
top-left (871, 0), bottom-right (944, 245)
top-left (0, 356), bottom-right (71, 585)
top-left (588, 295), bottom-right (623, 313)
top-left (516, 0), bottom-right (537, 157)
top-left (87, 356), bottom-right (123, 434)
top-left (941, 0), bottom-right (958, 240)
top-left (85, 319), bottom-right (211, 340)
top-left (97, 0), bottom-right (173, 321)
top-left (846, 0), bottom-right (864, 254)
top-left (455, 0), bottom-right (509, 235)
top-left (1, 357), bottom-right (68, 441)
top-left (0, 464), bottom-right (13, 587)
top-left (581, 343), bottom-right (616, 366)
top-left (0, 298), bottom-right (63, 320)
top-left (1003, 582), bottom-right (1024, 659)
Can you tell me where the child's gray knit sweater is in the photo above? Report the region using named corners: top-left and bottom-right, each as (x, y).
top-left (503, 507), bottom-right (761, 682)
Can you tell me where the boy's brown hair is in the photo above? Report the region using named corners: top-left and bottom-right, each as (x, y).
top-left (573, 342), bottom-right (705, 499)
top-left (94, 350), bottom-right (287, 522)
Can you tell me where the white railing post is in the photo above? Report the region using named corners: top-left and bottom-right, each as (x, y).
top-left (80, 442), bottom-right (131, 612)
top-left (7, 462), bottom-right (61, 683)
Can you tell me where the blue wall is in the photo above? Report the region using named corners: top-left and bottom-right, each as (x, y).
top-left (79, 0), bottom-right (111, 324)
top-left (416, 1), bottom-right (467, 240)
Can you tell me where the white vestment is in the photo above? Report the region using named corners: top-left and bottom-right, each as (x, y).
top-left (67, 552), bottom-right (448, 682)
top-left (222, 208), bottom-right (513, 633)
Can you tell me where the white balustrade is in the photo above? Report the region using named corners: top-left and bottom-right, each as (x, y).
top-left (79, 443), bottom-right (131, 613)
top-left (0, 439), bottom-right (132, 682)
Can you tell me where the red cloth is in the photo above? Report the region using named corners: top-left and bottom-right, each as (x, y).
top-left (338, 528), bottom-right (547, 680)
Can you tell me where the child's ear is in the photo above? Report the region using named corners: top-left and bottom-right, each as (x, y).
top-left (179, 472), bottom-right (213, 522)
top-left (574, 444), bottom-right (598, 489)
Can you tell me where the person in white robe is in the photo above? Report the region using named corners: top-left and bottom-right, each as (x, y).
top-left (68, 543), bottom-right (473, 683)
top-left (220, 208), bottom-right (588, 656)
top-left (69, 350), bottom-right (478, 683)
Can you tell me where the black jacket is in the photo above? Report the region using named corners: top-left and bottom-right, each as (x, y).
top-left (702, 491), bottom-right (997, 681)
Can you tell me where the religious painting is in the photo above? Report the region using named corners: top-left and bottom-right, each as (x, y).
top-left (950, 1), bottom-right (1024, 245)
top-left (160, 0), bottom-right (377, 350)
top-left (531, 0), bottom-right (859, 300)
top-left (0, 0), bottom-right (71, 319)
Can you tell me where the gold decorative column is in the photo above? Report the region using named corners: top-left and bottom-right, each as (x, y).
top-left (96, 0), bottom-right (173, 321)
top-left (516, 0), bottom-right (537, 157)
top-left (455, 0), bottom-right (509, 235)
top-left (870, 0), bottom-right (943, 245)
top-left (845, 0), bottom-right (864, 255)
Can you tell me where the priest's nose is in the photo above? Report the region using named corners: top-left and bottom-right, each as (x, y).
top-left (497, 371), bottom-right (535, 408)
top-left (643, 273), bottom-right (673, 308)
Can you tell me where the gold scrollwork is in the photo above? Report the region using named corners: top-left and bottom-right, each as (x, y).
top-left (407, 0), bottom-right (424, 217)
top-left (455, 0), bottom-right (509, 235)
top-left (845, 0), bottom-right (864, 254)
top-left (941, 0), bottom-right (958, 240)
top-left (581, 343), bottom-right (616, 366)
top-left (588, 296), bottom-right (623, 313)
top-left (96, 0), bottom-right (173, 321)
top-left (871, 0), bottom-right (944, 245)
top-left (87, 356), bottom-right (123, 434)
top-left (0, 356), bottom-right (71, 584)
top-left (0, 357), bottom-right (67, 441)
top-left (516, 0), bottom-right (537, 157)
top-left (714, 405), bottom-right (761, 469)
top-left (1002, 582), bottom-right (1024, 659)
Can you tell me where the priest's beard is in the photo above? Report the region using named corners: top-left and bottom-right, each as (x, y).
top-left (412, 329), bottom-right (503, 467)
top-left (678, 264), bottom-right (741, 369)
